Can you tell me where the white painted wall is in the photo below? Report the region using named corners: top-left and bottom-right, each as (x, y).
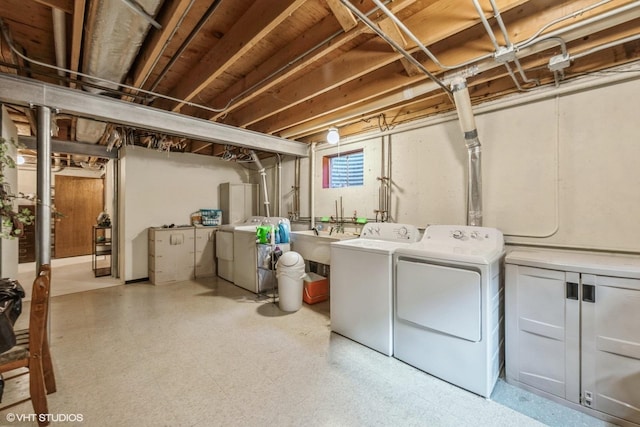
top-left (0, 105), bottom-right (19, 278)
top-left (289, 71), bottom-right (640, 253)
top-left (120, 146), bottom-right (251, 281)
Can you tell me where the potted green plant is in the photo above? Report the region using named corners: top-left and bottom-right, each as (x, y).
top-left (0, 136), bottom-right (34, 238)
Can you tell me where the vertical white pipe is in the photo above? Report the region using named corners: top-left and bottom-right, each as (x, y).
top-left (294, 157), bottom-right (300, 220)
top-left (36, 106), bottom-right (52, 270)
top-left (387, 134), bottom-right (392, 222)
top-left (250, 150), bottom-right (270, 217)
top-left (310, 143), bottom-right (316, 229)
top-left (276, 154), bottom-right (282, 217)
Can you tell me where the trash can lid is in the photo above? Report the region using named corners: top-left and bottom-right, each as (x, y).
top-left (277, 251), bottom-right (305, 268)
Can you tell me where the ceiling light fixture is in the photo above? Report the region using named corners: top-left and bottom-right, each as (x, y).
top-left (327, 127), bottom-right (340, 145)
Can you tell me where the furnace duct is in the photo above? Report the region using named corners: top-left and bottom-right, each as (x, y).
top-left (82, 0), bottom-right (162, 94)
top-left (451, 77), bottom-right (482, 227)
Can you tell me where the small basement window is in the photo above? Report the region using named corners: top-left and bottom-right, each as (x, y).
top-left (322, 149), bottom-right (364, 188)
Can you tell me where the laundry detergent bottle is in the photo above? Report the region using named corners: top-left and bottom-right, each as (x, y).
top-left (278, 220), bottom-right (290, 244)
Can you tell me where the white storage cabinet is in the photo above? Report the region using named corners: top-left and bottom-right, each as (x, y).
top-left (219, 183), bottom-right (258, 224)
top-left (505, 249), bottom-right (640, 426)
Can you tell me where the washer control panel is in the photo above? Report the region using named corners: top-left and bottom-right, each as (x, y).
top-left (361, 223), bottom-right (420, 242)
top-left (449, 228), bottom-right (487, 241)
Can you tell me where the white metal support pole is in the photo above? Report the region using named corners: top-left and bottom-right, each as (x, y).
top-left (36, 105), bottom-right (52, 272)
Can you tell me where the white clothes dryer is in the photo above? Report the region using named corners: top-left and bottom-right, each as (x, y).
top-left (393, 225), bottom-right (505, 397)
top-left (330, 223), bottom-right (420, 356)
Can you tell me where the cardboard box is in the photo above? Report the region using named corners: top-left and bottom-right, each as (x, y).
top-left (303, 272), bottom-right (329, 304)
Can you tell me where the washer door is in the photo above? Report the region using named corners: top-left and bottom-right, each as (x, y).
top-left (396, 260), bottom-right (481, 342)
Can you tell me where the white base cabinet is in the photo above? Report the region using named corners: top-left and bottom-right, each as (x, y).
top-left (505, 249), bottom-right (640, 426)
top-left (149, 226), bottom-right (217, 285)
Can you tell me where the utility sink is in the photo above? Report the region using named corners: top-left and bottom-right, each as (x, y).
top-left (290, 230), bottom-right (358, 265)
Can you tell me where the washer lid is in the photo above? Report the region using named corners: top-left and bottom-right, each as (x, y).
top-left (331, 238), bottom-right (414, 255)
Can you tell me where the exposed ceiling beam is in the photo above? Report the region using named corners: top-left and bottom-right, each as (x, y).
top-left (224, 0), bottom-right (515, 128)
top-left (263, 0), bottom-right (640, 138)
top-left (157, 0), bottom-right (307, 112)
top-left (194, 0), bottom-right (417, 122)
top-left (377, 19), bottom-right (420, 76)
top-left (326, 0), bottom-right (358, 32)
top-left (19, 135), bottom-right (118, 158)
top-left (0, 74), bottom-right (309, 157)
top-left (228, 39), bottom-right (399, 128)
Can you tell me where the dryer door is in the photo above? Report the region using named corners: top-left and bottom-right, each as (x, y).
top-left (396, 260), bottom-right (481, 342)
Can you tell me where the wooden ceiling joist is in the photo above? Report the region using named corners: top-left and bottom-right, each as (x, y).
top-left (158, 0), bottom-right (308, 112)
top-left (326, 0), bottom-right (358, 32)
top-left (2, 0), bottom-right (640, 153)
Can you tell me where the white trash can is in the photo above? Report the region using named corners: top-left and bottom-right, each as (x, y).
top-left (276, 251), bottom-right (306, 312)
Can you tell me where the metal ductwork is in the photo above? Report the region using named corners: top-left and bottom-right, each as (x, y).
top-left (82, 0), bottom-right (163, 94)
top-left (451, 77), bottom-right (482, 227)
top-left (76, 0), bottom-right (162, 152)
top-left (52, 8), bottom-right (66, 81)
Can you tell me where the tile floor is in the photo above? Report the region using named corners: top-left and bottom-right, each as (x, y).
top-left (0, 275), bottom-right (614, 427)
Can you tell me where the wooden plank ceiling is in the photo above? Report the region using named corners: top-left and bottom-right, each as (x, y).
top-left (1, 0), bottom-right (639, 161)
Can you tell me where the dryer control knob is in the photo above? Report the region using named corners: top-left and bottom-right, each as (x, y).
top-left (452, 230), bottom-right (464, 239)
top-left (470, 231), bottom-right (482, 240)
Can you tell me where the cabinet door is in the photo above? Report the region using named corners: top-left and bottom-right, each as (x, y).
top-left (581, 274), bottom-right (640, 424)
top-left (195, 228), bottom-right (215, 278)
top-left (150, 228), bottom-right (194, 284)
top-left (505, 265), bottom-right (580, 402)
top-left (174, 229), bottom-right (195, 281)
top-left (149, 230), bottom-right (177, 283)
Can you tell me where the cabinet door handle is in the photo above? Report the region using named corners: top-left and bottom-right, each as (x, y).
top-left (566, 282), bottom-right (579, 300)
top-left (583, 284), bottom-right (596, 303)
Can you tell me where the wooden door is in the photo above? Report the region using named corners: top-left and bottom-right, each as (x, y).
top-left (54, 176), bottom-right (104, 258)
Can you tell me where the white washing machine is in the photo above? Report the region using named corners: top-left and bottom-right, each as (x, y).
top-left (216, 216), bottom-right (265, 283)
top-left (330, 222), bottom-right (420, 356)
top-left (393, 225), bottom-right (505, 397)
